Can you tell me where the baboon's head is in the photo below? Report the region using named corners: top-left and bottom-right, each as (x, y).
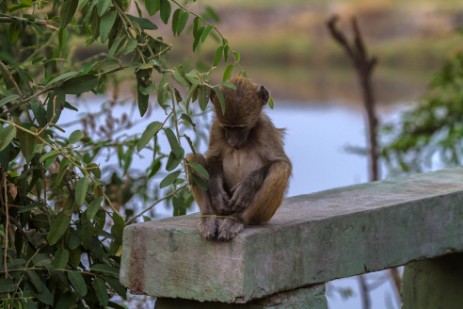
top-left (210, 77), bottom-right (269, 149)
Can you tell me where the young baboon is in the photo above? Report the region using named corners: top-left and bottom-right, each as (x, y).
top-left (186, 77), bottom-right (292, 241)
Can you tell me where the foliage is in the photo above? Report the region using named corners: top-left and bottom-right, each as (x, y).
top-left (380, 46), bottom-right (463, 175)
top-left (0, 0), bottom-right (241, 307)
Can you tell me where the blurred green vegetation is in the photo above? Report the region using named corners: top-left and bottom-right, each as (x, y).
top-left (183, 0), bottom-right (463, 104)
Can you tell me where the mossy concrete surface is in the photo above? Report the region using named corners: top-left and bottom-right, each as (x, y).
top-left (120, 168), bottom-right (463, 303)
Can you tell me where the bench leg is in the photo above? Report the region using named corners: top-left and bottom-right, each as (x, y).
top-left (402, 253), bottom-right (463, 309)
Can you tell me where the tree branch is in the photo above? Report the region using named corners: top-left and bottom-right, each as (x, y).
top-left (326, 15), bottom-right (379, 182)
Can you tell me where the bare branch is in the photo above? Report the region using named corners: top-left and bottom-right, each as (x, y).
top-left (326, 15), bottom-right (379, 182)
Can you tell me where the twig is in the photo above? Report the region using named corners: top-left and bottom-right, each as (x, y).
top-left (0, 14), bottom-right (59, 31)
top-left (327, 15), bottom-right (379, 181)
top-left (197, 214), bottom-right (237, 221)
top-left (0, 61), bottom-right (23, 97)
top-left (2, 172), bottom-right (9, 278)
top-left (127, 184), bottom-right (187, 224)
top-left (358, 275), bottom-right (371, 309)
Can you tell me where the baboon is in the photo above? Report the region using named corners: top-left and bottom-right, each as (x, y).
top-left (186, 77), bottom-right (292, 241)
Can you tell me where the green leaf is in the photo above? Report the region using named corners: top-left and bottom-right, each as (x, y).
top-left (65, 101), bottom-right (79, 111)
top-left (17, 127), bottom-right (38, 162)
top-left (9, 21), bottom-right (21, 44)
top-left (68, 231), bottom-right (81, 250)
top-left (213, 86), bottom-right (226, 114)
top-left (46, 91), bottom-right (64, 123)
top-left (185, 84), bottom-right (198, 108)
top-left (100, 10), bottom-right (117, 42)
top-left (68, 271), bottom-right (88, 297)
top-left (108, 35), bottom-right (125, 57)
top-left (140, 84), bottom-right (155, 96)
top-left (268, 95), bottom-right (275, 109)
top-left (223, 42), bottom-right (230, 62)
top-left (124, 39), bottom-right (138, 55)
top-left (60, 0), bottom-right (78, 28)
top-left (157, 73), bottom-right (169, 107)
top-left (192, 29), bottom-right (203, 52)
top-left (106, 277), bottom-right (127, 298)
top-left (200, 25), bottom-right (214, 43)
top-left (127, 15), bottom-right (158, 30)
top-left (91, 264), bottom-right (119, 277)
top-left (27, 270), bottom-right (45, 293)
top-left (69, 129), bottom-right (83, 144)
top-left (173, 69), bottom-right (190, 87)
top-left (75, 177), bottom-right (89, 206)
top-left (60, 75), bottom-right (98, 94)
top-left (223, 64), bottom-right (234, 81)
top-left (191, 173), bottom-right (208, 190)
top-left (197, 85), bottom-right (210, 111)
top-left (47, 211), bottom-right (71, 245)
top-left (87, 197), bottom-right (102, 220)
top-left (137, 121), bottom-right (162, 152)
top-left (0, 125), bottom-right (16, 152)
top-left (213, 45), bottom-right (223, 66)
top-left (39, 149), bottom-right (60, 163)
top-left (0, 94), bottom-right (20, 107)
top-left (189, 162), bottom-right (209, 179)
top-left (111, 212), bottom-right (124, 240)
top-left (97, 0), bottom-right (111, 16)
top-left (183, 133), bottom-right (195, 153)
top-left (222, 81), bottom-right (236, 89)
top-left (164, 128), bottom-right (183, 158)
top-left (93, 278), bottom-right (109, 307)
top-left (137, 87), bottom-right (149, 117)
top-left (160, 170), bottom-right (181, 188)
top-left (166, 151), bottom-right (183, 171)
top-left (185, 69), bottom-right (200, 85)
top-left (53, 248), bottom-right (70, 269)
top-left (176, 10), bottom-right (189, 36)
top-left (204, 5), bottom-right (220, 22)
top-left (172, 8), bottom-right (181, 35)
top-left (180, 113), bottom-right (195, 129)
top-left (145, 0), bottom-right (160, 15)
top-left (160, 0), bottom-right (171, 24)
top-left (0, 278), bottom-right (15, 293)
top-left (46, 71), bottom-right (79, 86)
top-left (87, 163), bottom-right (101, 179)
top-left (36, 285), bottom-right (54, 305)
top-left (30, 100), bottom-right (47, 127)
top-left (55, 294), bottom-right (74, 309)
top-left (193, 16), bottom-right (201, 37)
top-left (233, 51), bottom-right (241, 63)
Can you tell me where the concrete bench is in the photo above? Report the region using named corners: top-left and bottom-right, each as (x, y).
top-left (120, 168), bottom-right (463, 308)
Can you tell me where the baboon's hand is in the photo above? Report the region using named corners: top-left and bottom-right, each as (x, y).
top-left (229, 183), bottom-right (254, 212)
top-left (210, 181), bottom-right (232, 215)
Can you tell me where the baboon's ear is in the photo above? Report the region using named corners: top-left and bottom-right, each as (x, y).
top-left (258, 85), bottom-right (269, 105)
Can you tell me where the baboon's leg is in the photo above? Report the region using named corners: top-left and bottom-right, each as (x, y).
top-left (186, 153), bottom-right (218, 239)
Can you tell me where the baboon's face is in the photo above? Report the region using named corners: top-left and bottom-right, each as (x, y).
top-left (223, 126), bottom-right (250, 149)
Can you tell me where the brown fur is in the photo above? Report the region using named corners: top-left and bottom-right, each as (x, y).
top-left (186, 77), bottom-right (292, 240)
